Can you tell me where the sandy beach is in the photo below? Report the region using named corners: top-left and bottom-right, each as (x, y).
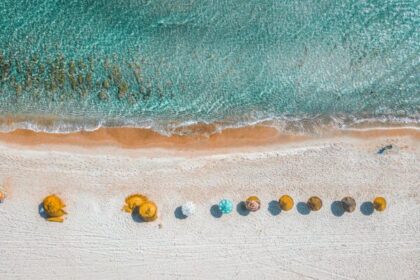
top-left (0, 127), bottom-right (419, 279)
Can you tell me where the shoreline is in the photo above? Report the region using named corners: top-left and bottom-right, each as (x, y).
top-left (0, 124), bottom-right (418, 151)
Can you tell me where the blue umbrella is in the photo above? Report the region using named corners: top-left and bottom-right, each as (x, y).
top-left (218, 199), bottom-right (233, 214)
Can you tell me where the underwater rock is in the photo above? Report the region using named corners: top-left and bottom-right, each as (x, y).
top-left (118, 81), bottom-right (128, 99)
top-left (102, 79), bottom-right (110, 89)
top-left (15, 84), bottom-right (22, 95)
top-left (86, 72), bottom-right (93, 88)
top-left (69, 75), bottom-right (77, 90)
top-left (55, 69), bottom-right (65, 88)
top-left (25, 76), bottom-right (32, 89)
top-left (88, 56), bottom-right (94, 71)
top-left (128, 95), bottom-right (137, 104)
top-left (68, 60), bottom-right (76, 74)
top-left (38, 63), bottom-right (45, 75)
top-left (80, 89), bottom-right (88, 98)
top-left (78, 59), bottom-right (86, 70)
top-left (111, 65), bottom-right (122, 83)
top-left (99, 90), bottom-right (108, 100)
top-left (77, 74), bottom-right (83, 86)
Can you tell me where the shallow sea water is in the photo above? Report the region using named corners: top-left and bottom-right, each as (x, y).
top-left (0, 0), bottom-right (419, 134)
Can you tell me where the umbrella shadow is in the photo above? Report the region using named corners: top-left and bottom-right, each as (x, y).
top-left (131, 207), bottom-right (145, 223)
top-left (174, 206), bottom-right (187, 220)
top-left (236, 201), bottom-right (250, 216)
top-left (297, 202), bottom-right (311, 215)
top-left (268, 200), bottom-right (281, 216)
top-left (360, 201), bottom-right (374, 216)
top-left (38, 203), bottom-right (49, 220)
top-left (210, 204), bottom-right (222, 218)
top-left (331, 201), bottom-right (345, 217)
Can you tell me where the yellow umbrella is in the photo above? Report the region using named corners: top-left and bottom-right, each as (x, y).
top-left (0, 189), bottom-right (6, 203)
top-left (139, 201), bottom-right (158, 222)
top-left (122, 194), bottom-right (148, 213)
top-left (279, 195), bottom-right (294, 211)
top-left (43, 194), bottom-right (67, 223)
top-left (373, 197), bottom-right (386, 211)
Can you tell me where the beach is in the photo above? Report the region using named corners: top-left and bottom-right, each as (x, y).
top-left (1, 0), bottom-right (419, 278)
top-left (0, 127), bottom-right (419, 279)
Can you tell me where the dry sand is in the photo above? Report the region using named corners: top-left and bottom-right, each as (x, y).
top-left (0, 128), bottom-right (419, 279)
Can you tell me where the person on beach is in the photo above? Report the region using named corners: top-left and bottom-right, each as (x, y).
top-left (377, 144), bottom-right (393, 154)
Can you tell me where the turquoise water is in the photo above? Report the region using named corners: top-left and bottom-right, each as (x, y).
top-left (0, 0), bottom-right (419, 134)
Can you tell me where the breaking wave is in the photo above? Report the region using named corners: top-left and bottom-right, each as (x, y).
top-left (1, 114), bottom-right (418, 137)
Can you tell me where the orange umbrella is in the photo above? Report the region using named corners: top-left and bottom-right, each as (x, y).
top-left (373, 197), bottom-right (386, 211)
top-left (42, 194), bottom-right (67, 222)
top-left (279, 195), bottom-right (294, 211)
top-left (0, 189), bottom-right (6, 203)
top-left (122, 194), bottom-right (148, 213)
top-left (139, 201), bottom-right (158, 222)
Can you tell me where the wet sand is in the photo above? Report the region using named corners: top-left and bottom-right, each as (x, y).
top-left (0, 125), bottom-right (418, 151)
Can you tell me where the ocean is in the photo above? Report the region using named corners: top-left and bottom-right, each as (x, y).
top-left (0, 0), bottom-right (419, 135)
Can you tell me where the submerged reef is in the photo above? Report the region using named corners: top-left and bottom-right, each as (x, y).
top-left (0, 50), bottom-right (171, 104)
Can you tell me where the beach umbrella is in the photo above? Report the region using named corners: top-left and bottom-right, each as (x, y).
top-left (0, 188), bottom-right (6, 203)
top-left (122, 194), bottom-right (148, 213)
top-left (307, 196), bottom-right (322, 211)
top-left (245, 196), bottom-right (261, 212)
top-left (373, 197), bottom-right (387, 211)
top-left (139, 201), bottom-right (158, 222)
top-left (181, 201), bottom-right (196, 217)
top-left (218, 199), bottom-right (233, 214)
top-left (42, 194), bottom-right (67, 223)
top-left (341, 196), bottom-right (356, 213)
top-left (279, 195), bottom-right (294, 211)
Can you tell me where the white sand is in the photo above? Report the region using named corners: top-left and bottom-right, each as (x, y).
top-left (0, 136), bottom-right (419, 279)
